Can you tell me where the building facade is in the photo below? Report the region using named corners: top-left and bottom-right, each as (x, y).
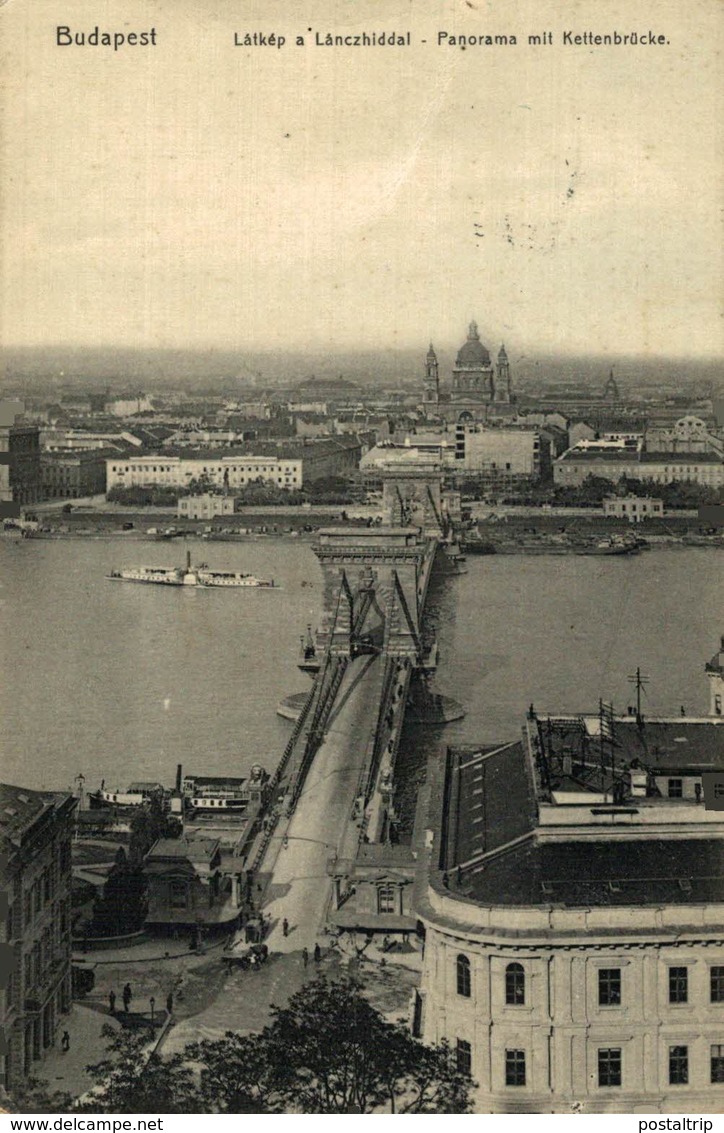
top-left (645, 416), bottom-right (723, 458)
top-left (177, 494), bottom-right (235, 520)
top-left (144, 836), bottom-right (242, 932)
top-left (1, 785), bottom-right (76, 1091)
top-left (453, 423), bottom-right (545, 480)
top-left (554, 441), bottom-right (724, 489)
top-left (602, 495), bottom-right (664, 522)
top-left (107, 454), bottom-right (303, 493)
top-left (0, 426), bottom-right (41, 507)
top-left (415, 650), bottom-right (724, 1113)
top-left (106, 438), bottom-right (361, 494)
top-left (40, 450), bottom-right (109, 499)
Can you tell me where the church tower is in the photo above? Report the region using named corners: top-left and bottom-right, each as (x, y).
top-left (603, 369), bottom-right (620, 401)
top-left (423, 343), bottom-right (440, 409)
top-left (495, 343), bottom-right (513, 403)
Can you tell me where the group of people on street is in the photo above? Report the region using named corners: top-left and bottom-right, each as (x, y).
top-left (301, 943), bottom-right (322, 967)
top-left (108, 984), bottom-right (174, 1018)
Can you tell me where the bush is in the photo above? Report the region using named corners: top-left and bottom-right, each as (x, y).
top-left (106, 486), bottom-right (180, 507)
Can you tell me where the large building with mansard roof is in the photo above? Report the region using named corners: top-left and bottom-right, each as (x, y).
top-left (413, 641), bottom-right (724, 1112)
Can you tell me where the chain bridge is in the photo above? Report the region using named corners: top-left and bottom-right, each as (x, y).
top-left (254, 464), bottom-right (464, 951)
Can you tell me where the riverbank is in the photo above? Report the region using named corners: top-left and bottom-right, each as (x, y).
top-left (462, 508), bottom-right (722, 553)
top-left (6, 496), bottom-right (722, 549)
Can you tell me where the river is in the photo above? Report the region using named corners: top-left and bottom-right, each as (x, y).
top-left (0, 537), bottom-right (717, 794)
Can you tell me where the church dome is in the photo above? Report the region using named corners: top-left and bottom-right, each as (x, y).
top-left (455, 321), bottom-right (491, 367)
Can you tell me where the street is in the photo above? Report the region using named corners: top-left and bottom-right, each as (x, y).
top-left (262, 654), bottom-right (382, 952)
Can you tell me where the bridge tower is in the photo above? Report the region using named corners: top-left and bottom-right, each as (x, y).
top-left (314, 526), bottom-right (431, 661)
top-left (380, 459), bottom-right (447, 539)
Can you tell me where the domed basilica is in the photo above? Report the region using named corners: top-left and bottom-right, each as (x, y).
top-left (423, 320), bottom-right (515, 422)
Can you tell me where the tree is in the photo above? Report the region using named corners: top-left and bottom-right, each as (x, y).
top-left (90, 847), bottom-right (147, 936)
top-left (81, 1025), bottom-right (205, 1114)
top-left (129, 794), bottom-right (181, 864)
top-left (378, 1032), bottom-right (472, 1113)
top-left (4, 1076), bottom-right (74, 1114)
top-left (190, 976), bottom-right (473, 1113)
top-left (305, 477), bottom-right (356, 504)
top-left (190, 1031), bottom-right (278, 1113)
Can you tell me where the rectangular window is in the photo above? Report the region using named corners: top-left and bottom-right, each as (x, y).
top-left (712, 1045), bottom-right (724, 1083)
top-left (711, 968), bottom-right (724, 1003)
top-left (668, 779), bottom-right (683, 798)
top-left (598, 1048), bottom-right (622, 1087)
top-left (169, 881), bottom-right (187, 910)
top-left (669, 1046), bottom-right (688, 1085)
top-left (598, 968), bottom-right (621, 1006)
top-left (669, 967), bottom-right (688, 1004)
top-left (456, 1039), bottom-right (472, 1077)
top-left (505, 1049), bottom-right (526, 1087)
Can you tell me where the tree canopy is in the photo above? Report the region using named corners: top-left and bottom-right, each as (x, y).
top-left (90, 847), bottom-right (147, 937)
top-left (79, 1026), bottom-right (205, 1115)
top-left (129, 795), bottom-right (182, 864)
top-left (78, 976), bottom-right (473, 1114)
top-left (191, 976), bottom-right (472, 1114)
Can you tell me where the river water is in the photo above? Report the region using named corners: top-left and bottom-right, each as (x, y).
top-left (0, 537), bottom-right (718, 794)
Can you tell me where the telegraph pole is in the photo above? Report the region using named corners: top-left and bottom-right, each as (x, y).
top-left (627, 667), bottom-right (650, 720)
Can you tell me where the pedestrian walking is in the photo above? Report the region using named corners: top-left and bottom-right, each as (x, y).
top-left (108, 990), bottom-right (116, 1014)
top-left (302, 947), bottom-right (309, 967)
top-left (61, 1031), bottom-right (70, 1052)
top-left (166, 992), bottom-right (174, 1016)
top-left (314, 942), bottom-right (321, 963)
top-left (122, 983), bottom-right (132, 1012)
top-left (282, 917), bottom-right (289, 937)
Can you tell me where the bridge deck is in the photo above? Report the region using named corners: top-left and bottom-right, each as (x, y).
top-left (260, 653), bottom-right (383, 951)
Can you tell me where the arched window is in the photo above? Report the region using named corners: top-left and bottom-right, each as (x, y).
top-left (505, 962), bottom-right (525, 1005)
top-left (456, 954), bottom-right (471, 998)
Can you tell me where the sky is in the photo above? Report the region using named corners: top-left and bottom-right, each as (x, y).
top-left (1, 0), bottom-right (722, 358)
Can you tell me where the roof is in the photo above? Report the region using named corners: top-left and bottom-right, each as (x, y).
top-left (558, 448), bottom-right (721, 465)
top-left (455, 321), bottom-right (491, 368)
top-left (429, 729), bottom-right (724, 911)
top-left (558, 448), bottom-right (640, 463)
top-left (453, 837), bottom-right (724, 908)
top-left (0, 784), bottom-right (76, 864)
top-left (605, 718), bottom-right (724, 772)
top-left (354, 843), bottom-right (415, 869)
top-left (0, 783), bottom-right (51, 840)
top-left (639, 451), bottom-right (721, 464)
top-left (439, 743), bottom-right (537, 872)
top-left (185, 775), bottom-right (247, 788)
top-left (145, 836), bottom-right (220, 863)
